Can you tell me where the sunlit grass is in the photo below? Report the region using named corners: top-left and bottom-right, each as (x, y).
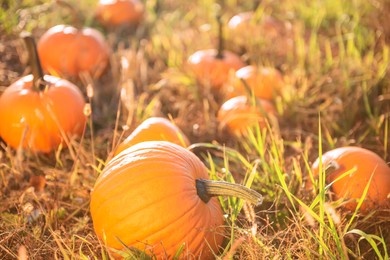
top-left (0, 0), bottom-right (389, 259)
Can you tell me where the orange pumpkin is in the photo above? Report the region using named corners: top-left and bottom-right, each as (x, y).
top-left (95, 0), bottom-right (145, 28)
top-left (227, 12), bottom-right (254, 30)
top-left (310, 146), bottom-right (390, 212)
top-left (0, 34), bottom-right (86, 153)
top-left (217, 95), bottom-right (276, 135)
top-left (227, 12), bottom-right (282, 41)
top-left (91, 141), bottom-right (263, 259)
top-left (187, 15), bottom-right (245, 90)
top-left (91, 141), bottom-right (223, 258)
top-left (114, 117), bottom-right (190, 156)
top-left (187, 49), bottom-right (245, 89)
top-left (37, 25), bottom-right (110, 78)
top-left (226, 12), bottom-right (293, 57)
top-left (225, 65), bottom-right (284, 100)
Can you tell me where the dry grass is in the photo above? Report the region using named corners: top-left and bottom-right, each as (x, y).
top-left (0, 0), bottom-right (389, 259)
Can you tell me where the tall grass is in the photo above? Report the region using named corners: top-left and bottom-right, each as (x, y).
top-left (0, 0), bottom-right (389, 259)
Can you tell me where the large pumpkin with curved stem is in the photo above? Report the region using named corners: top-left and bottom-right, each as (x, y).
top-left (95, 0), bottom-right (145, 28)
top-left (225, 65), bottom-right (284, 100)
top-left (217, 95), bottom-right (276, 135)
top-left (114, 117), bottom-right (190, 156)
top-left (90, 141), bottom-right (263, 259)
top-left (91, 141), bottom-right (224, 259)
top-left (310, 146), bottom-right (390, 212)
top-left (37, 25), bottom-right (110, 78)
top-left (0, 34), bottom-right (86, 153)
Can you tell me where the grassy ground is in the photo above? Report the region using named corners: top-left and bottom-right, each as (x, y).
top-left (0, 0), bottom-right (389, 259)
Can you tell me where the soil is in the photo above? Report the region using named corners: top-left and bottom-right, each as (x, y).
top-left (0, 30), bottom-right (25, 88)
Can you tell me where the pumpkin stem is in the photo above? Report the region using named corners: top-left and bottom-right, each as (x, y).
top-left (324, 161), bottom-right (340, 179)
top-left (196, 179), bottom-right (263, 206)
top-left (216, 13), bottom-right (224, 59)
top-left (21, 32), bottom-right (46, 92)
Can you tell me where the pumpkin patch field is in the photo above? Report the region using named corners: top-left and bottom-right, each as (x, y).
top-left (1, 0), bottom-right (390, 259)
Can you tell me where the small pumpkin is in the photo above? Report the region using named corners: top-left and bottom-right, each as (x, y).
top-left (217, 95), bottom-right (276, 135)
top-left (188, 49), bottom-right (245, 89)
top-left (37, 25), bottom-right (110, 78)
top-left (90, 141), bottom-right (262, 259)
top-left (225, 65), bottom-right (284, 101)
top-left (114, 117), bottom-right (190, 156)
top-left (227, 12), bottom-right (282, 42)
top-left (0, 33), bottom-right (86, 153)
top-left (187, 15), bottom-right (245, 90)
top-left (226, 12), bottom-right (293, 57)
top-left (310, 146), bottom-right (390, 212)
top-left (227, 12), bottom-right (255, 31)
top-left (95, 0), bottom-right (145, 28)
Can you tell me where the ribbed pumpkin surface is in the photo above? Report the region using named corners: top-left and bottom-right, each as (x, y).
top-left (90, 141), bottom-right (224, 259)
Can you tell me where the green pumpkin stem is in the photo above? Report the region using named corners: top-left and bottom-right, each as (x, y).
top-left (196, 179), bottom-right (263, 205)
top-left (21, 32), bottom-right (46, 92)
